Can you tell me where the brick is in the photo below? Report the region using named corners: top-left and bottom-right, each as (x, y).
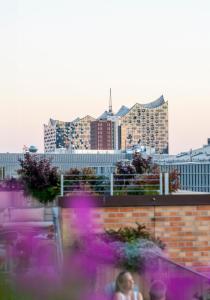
top-left (61, 204), bottom-right (210, 268)
top-left (132, 212), bottom-right (149, 217)
top-left (104, 208), bottom-right (120, 212)
top-left (168, 217), bottom-right (182, 221)
top-left (119, 208), bottom-right (135, 212)
top-left (201, 252), bottom-right (209, 257)
top-left (169, 222), bottom-right (185, 226)
top-left (196, 216), bottom-right (210, 221)
top-left (186, 242), bottom-right (194, 246)
top-left (185, 212), bottom-right (196, 216)
top-left (197, 206), bottom-right (210, 210)
top-left (107, 213), bottom-right (124, 218)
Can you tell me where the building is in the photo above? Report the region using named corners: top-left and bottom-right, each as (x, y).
top-left (156, 139), bottom-right (210, 193)
top-left (44, 119), bottom-right (71, 153)
top-left (44, 93), bottom-right (168, 153)
top-left (0, 152), bottom-right (127, 178)
top-left (69, 115), bottom-right (95, 150)
top-left (95, 88), bottom-right (121, 150)
top-left (44, 116), bottom-right (95, 153)
top-left (155, 139), bottom-right (210, 164)
top-left (120, 95), bottom-right (168, 154)
top-left (90, 120), bottom-right (115, 150)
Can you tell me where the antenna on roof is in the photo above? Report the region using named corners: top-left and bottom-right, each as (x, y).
top-left (109, 88), bottom-right (113, 113)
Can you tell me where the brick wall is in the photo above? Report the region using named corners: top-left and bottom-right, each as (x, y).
top-left (60, 195), bottom-right (210, 272)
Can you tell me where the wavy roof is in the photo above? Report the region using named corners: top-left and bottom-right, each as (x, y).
top-left (141, 95), bottom-right (165, 109)
top-left (115, 105), bottom-right (130, 117)
top-left (47, 96), bottom-right (166, 126)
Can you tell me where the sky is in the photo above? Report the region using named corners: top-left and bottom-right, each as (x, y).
top-left (0, 0), bottom-right (210, 154)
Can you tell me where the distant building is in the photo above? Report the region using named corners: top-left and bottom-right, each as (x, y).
top-left (96, 88), bottom-right (121, 150)
top-left (44, 119), bottom-right (71, 153)
top-left (44, 93), bottom-right (168, 154)
top-left (155, 139), bottom-right (210, 164)
top-left (90, 120), bottom-right (115, 150)
top-left (156, 139), bottom-right (210, 193)
top-left (44, 116), bottom-right (95, 153)
top-left (97, 94), bottom-right (168, 153)
top-left (0, 152), bottom-right (127, 178)
top-left (69, 115), bottom-right (95, 150)
top-left (120, 96), bottom-right (168, 154)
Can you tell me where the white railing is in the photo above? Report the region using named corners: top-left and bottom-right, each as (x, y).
top-left (60, 172), bottom-right (170, 196)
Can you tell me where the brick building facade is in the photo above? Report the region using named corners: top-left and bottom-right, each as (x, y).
top-left (60, 195), bottom-right (210, 273)
top-left (90, 120), bottom-right (115, 150)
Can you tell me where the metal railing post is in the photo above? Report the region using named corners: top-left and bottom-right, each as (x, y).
top-left (159, 173), bottom-right (163, 195)
top-left (60, 174), bottom-right (64, 197)
top-left (164, 172), bottom-right (169, 195)
top-left (110, 173), bottom-right (114, 196)
top-left (52, 207), bottom-right (63, 270)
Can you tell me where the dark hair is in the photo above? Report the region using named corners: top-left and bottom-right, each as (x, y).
top-left (149, 280), bottom-right (166, 300)
top-left (115, 271), bottom-right (131, 292)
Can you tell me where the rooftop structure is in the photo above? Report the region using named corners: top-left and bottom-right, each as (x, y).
top-left (155, 139), bottom-right (210, 164)
top-left (0, 152), bottom-right (127, 178)
top-left (44, 94), bottom-right (168, 154)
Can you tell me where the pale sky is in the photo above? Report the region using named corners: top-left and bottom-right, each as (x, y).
top-left (0, 0), bottom-right (210, 154)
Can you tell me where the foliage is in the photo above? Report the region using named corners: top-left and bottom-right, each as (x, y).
top-left (115, 152), bottom-right (180, 193)
top-left (103, 223), bottom-right (165, 249)
top-left (101, 223), bottom-right (165, 272)
top-left (0, 177), bottom-right (23, 191)
top-left (115, 160), bottom-right (136, 176)
top-left (151, 166), bottom-right (180, 193)
top-left (66, 168), bottom-right (81, 179)
top-left (82, 167), bottom-right (97, 179)
top-left (17, 153), bottom-right (60, 203)
top-left (113, 239), bottom-right (163, 272)
top-left (114, 160), bottom-right (136, 189)
top-left (169, 169), bottom-right (180, 192)
top-left (65, 167), bottom-right (108, 194)
top-left (132, 152), bottom-right (153, 174)
top-left (73, 223), bottom-right (165, 273)
top-left (0, 274), bottom-right (16, 299)
top-left (129, 172), bottom-right (160, 195)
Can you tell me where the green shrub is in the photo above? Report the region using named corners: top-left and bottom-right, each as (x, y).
top-left (18, 153), bottom-right (60, 203)
top-left (103, 223), bottom-right (165, 272)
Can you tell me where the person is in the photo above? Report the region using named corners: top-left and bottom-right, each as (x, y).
top-left (112, 271), bottom-right (143, 300)
top-left (149, 280), bottom-right (166, 300)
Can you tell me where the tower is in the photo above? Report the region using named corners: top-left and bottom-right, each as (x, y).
top-left (109, 88), bottom-right (113, 114)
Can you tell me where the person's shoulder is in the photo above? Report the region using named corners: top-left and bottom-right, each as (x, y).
top-left (112, 292), bottom-right (122, 300)
top-left (137, 291), bottom-right (143, 300)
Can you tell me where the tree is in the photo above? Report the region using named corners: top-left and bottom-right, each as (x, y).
top-left (132, 152), bottom-right (153, 174)
top-left (115, 160), bottom-right (136, 187)
top-left (18, 153), bottom-right (60, 203)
